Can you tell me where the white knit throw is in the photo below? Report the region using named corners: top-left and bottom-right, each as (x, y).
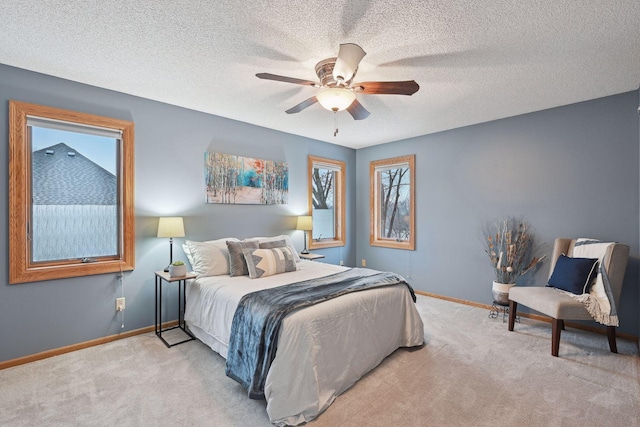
top-left (571, 238), bottom-right (619, 327)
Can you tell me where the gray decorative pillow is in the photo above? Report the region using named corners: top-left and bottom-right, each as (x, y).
top-left (243, 246), bottom-right (297, 279)
top-left (249, 235), bottom-right (301, 262)
top-left (258, 239), bottom-right (287, 250)
top-left (226, 240), bottom-right (259, 277)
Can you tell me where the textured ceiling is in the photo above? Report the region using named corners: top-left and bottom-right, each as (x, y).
top-left (1, 1), bottom-right (639, 148)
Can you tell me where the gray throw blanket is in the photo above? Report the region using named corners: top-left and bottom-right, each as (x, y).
top-left (225, 268), bottom-right (416, 399)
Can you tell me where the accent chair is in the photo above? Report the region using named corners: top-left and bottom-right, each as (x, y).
top-left (508, 238), bottom-right (629, 357)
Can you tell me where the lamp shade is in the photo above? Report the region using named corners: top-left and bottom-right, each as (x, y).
top-left (296, 215), bottom-right (313, 231)
top-left (157, 217), bottom-right (185, 238)
top-left (316, 88), bottom-right (356, 112)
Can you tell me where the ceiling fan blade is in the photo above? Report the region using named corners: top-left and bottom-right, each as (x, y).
top-left (332, 43), bottom-right (366, 83)
top-left (256, 73), bottom-right (318, 87)
top-left (346, 99), bottom-right (370, 120)
top-left (352, 80), bottom-right (420, 96)
top-left (285, 96), bottom-right (318, 114)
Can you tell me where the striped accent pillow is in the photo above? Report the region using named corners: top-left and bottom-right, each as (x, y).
top-left (242, 246), bottom-right (297, 279)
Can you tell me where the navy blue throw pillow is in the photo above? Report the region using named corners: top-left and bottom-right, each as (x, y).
top-left (547, 254), bottom-right (599, 295)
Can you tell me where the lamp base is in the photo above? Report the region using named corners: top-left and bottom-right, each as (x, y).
top-left (163, 265), bottom-right (170, 272)
top-left (300, 230), bottom-right (310, 255)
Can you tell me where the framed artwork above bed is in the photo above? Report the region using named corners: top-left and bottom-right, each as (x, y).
top-left (204, 152), bottom-right (288, 205)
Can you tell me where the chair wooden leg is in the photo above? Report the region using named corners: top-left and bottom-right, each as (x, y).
top-left (508, 301), bottom-right (517, 331)
top-left (551, 318), bottom-right (562, 357)
top-left (607, 326), bottom-right (618, 353)
top-left (559, 319), bottom-right (565, 330)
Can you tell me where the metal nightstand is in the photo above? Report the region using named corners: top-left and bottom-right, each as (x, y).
top-left (154, 270), bottom-right (197, 347)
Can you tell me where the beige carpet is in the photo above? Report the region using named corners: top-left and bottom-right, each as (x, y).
top-left (1, 295), bottom-right (638, 426)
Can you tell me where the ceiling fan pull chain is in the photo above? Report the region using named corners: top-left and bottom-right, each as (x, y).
top-left (333, 112), bottom-right (339, 137)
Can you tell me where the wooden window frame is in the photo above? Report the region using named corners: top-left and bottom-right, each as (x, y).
top-left (8, 100), bottom-right (135, 284)
top-left (308, 155), bottom-right (346, 250)
top-left (369, 154), bottom-right (415, 250)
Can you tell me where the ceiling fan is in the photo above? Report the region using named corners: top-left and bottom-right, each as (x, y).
top-left (256, 43), bottom-right (419, 121)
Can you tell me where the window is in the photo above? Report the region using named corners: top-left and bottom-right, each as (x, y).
top-left (9, 101), bottom-right (135, 284)
top-left (370, 155), bottom-right (415, 250)
top-left (308, 156), bottom-right (345, 249)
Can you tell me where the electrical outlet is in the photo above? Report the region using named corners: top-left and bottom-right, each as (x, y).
top-left (361, 259), bottom-right (366, 267)
top-left (116, 297), bottom-right (125, 312)
top-left (339, 260), bottom-right (344, 266)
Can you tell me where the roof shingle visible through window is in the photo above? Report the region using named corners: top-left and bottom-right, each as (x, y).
top-left (32, 143), bottom-right (117, 205)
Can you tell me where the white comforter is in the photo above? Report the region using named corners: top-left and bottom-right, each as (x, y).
top-left (185, 261), bottom-right (424, 425)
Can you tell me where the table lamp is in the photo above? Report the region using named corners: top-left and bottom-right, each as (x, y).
top-left (296, 215), bottom-right (313, 254)
top-left (157, 217), bottom-right (185, 272)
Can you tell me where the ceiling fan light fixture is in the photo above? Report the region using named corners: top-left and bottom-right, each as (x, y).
top-left (257, 43), bottom-right (418, 120)
top-left (316, 87), bottom-right (356, 112)
top-left (332, 43), bottom-right (366, 83)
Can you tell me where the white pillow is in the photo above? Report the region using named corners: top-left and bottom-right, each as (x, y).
top-left (185, 238), bottom-right (239, 277)
top-left (182, 243), bottom-right (195, 268)
top-left (249, 235), bottom-right (301, 262)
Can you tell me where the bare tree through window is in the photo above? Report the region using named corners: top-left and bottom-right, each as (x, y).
top-left (370, 155), bottom-right (415, 250)
top-left (308, 156), bottom-right (345, 250)
top-left (312, 167), bottom-right (334, 210)
top-left (380, 166), bottom-right (411, 240)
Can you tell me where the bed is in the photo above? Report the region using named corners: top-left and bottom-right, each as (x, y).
top-left (183, 237), bottom-right (424, 426)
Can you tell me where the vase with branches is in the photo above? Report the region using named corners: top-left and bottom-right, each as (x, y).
top-left (483, 216), bottom-right (546, 304)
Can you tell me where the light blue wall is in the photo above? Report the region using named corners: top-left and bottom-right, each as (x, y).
top-left (0, 64), bottom-right (355, 362)
top-left (1, 62), bottom-right (638, 363)
top-left (356, 91), bottom-right (640, 336)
